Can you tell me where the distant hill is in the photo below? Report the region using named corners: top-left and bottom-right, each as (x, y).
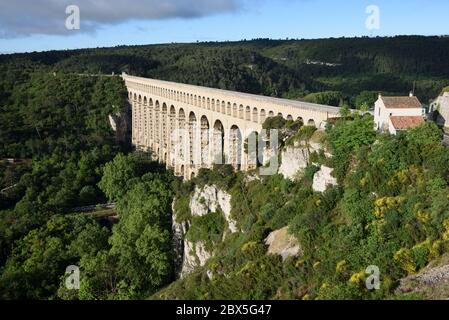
top-left (2, 36), bottom-right (449, 106)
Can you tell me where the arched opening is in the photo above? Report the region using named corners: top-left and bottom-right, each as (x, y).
top-left (268, 111), bottom-right (274, 117)
top-left (149, 99), bottom-right (154, 141)
top-left (278, 112), bottom-right (283, 118)
top-left (180, 165), bottom-right (185, 177)
top-left (233, 103), bottom-right (238, 118)
top-left (202, 97), bottom-right (206, 108)
top-left (162, 103), bottom-right (168, 149)
top-left (178, 109), bottom-right (186, 166)
top-left (188, 112), bottom-right (198, 166)
top-left (190, 172), bottom-right (195, 180)
top-left (238, 105), bottom-right (244, 119)
top-left (133, 93), bottom-right (137, 101)
top-left (169, 106), bottom-right (176, 165)
top-left (227, 102), bottom-right (232, 116)
top-left (207, 98), bottom-right (211, 110)
top-left (229, 125), bottom-right (242, 171)
top-left (287, 115), bottom-right (293, 121)
top-left (211, 99), bottom-right (215, 111)
top-left (138, 95), bottom-right (142, 103)
top-left (296, 117), bottom-right (304, 125)
top-left (252, 108), bottom-right (259, 123)
top-left (307, 119), bottom-right (316, 127)
top-left (245, 106), bottom-right (251, 121)
top-left (245, 131), bottom-right (260, 170)
top-left (212, 120), bottom-right (225, 165)
top-left (200, 116), bottom-right (210, 166)
top-left (154, 101), bottom-right (161, 145)
top-left (221, 101), bottom-right (226, 114)
top-left (260, 109), bottom-right (266, 124)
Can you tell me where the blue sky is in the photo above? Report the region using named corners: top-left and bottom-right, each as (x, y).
top-left (1, 0), bottom-right (449, 53)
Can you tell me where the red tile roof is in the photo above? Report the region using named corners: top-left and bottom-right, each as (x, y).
top-left (390, 116), bottom-right (425, 130)
top-left (381, 96), bottom-right (422, 109)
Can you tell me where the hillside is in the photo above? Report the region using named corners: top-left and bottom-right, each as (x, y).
top-left (2, 36), bottom-right (449, 106)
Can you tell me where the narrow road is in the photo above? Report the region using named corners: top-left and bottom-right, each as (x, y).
top-left (0, 184), bottom-right (18, 194)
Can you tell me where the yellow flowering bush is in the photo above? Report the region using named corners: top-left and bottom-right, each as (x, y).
top-left (393, 248), bottom-right (416, 275)
top-left (373, 196), bottom-right (405, 218)
top-left (336, 260), bottom-right (348, 274)
top-left (348, 270), bottom-right (365, 285)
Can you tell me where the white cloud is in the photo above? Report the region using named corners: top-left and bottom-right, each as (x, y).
top-left (0, 0), bottom-right (239, 38)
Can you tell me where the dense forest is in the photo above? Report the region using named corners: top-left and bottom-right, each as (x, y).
top-left (0, 36), bottom-right (448, 300)
top-left (2, 36), bottom-right (449, 105)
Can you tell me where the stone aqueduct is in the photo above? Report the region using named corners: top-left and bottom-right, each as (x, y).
top-left (123, 73), bottom-right (341, 179)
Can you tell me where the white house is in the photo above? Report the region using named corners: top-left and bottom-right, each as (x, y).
top-left (374, 93), bottom-right (425, 135)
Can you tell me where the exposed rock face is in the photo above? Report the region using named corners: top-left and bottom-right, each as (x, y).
top-left (175, 185), bottom-right (238, 278)
top-left (264, 226), bottom-right (301, 261)
top-left (181, 241), bottom-right (211, 276)
top-left (396, 263), bottom-right (449, 299)
top-left (312, 165), bottom-right (338, 193)
top-left (190, 185), bottom-right (237, 233)
top-left (278, 140), bottom-right (323, 181)
top-left (108, 105), bottom-right (131, 145)
top-left (430, 92), bottom-right (449, 128)
top-left (172, 204), bottom-right (188, 276)
top-left (279, 144), bottom-right (310, 181)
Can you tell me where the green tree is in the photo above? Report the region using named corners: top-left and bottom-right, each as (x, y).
top-left (98, 153), bottom-right (142, 202)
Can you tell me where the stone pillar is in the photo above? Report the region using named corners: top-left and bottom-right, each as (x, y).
top-left (161, 106), bottom-right (168, 161)
top-left (131, 100), bottom-right (137, 146)
top-left (201, 120), bottom-right (210, 168)
top-left (148, 103), bottom-right (153, 150)
top-left (137, 101), bottom-right (143, 149)
top-left (168, 111), bottom-right (176, 169)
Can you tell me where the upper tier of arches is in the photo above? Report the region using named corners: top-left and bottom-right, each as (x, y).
top-left (124, 74), bottom-right (341, 128)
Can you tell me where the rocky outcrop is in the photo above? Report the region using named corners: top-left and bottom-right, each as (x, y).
top-left (108, 105), bottom-right (131, 145)
top-left (430, 92), bottom-right (449, 128)
top-left (172, 205), bottom-right (188, 276)
top-left (396, 262), bottom-right (449, 299)
top-left (174, 185), bottom-right (238, 278)
top-left (278, 135), bottom-right (324, 181)
top-left (264, 227), bottom-right (301, 261)
top-left (181, 241), bottom-right (211, 276)
top-left (278, 142), bottom-right (311, 181)
top-left (189, 185), bottom-right (237, 233)
top-left (312, 165), bottom-right (338, 192)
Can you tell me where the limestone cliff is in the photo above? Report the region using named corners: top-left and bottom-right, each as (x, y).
top-left (173, 184), bottom-right (237, 278)
top-left (312, 165), bottom-right (338, 193)
top-left (265, 226), bottom-right (301, 261)
top-left (278, 140), bottom-right (322, 181)
top-left (108, 104), bottom-right (132, 146)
